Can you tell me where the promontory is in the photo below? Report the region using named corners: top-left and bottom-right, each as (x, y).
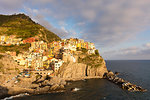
top-left (0, 14), bottom-right (108, 99)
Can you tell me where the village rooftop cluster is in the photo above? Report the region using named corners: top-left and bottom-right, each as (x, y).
top-left (0, 35), bottom-right (96, 73)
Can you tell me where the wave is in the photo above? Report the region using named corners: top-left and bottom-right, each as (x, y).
top-left (2, 93), bottom-right (29, 100)
top-left (72, 88), bottom-right (80, 92)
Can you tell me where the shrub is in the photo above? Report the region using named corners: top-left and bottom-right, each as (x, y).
top-left (0, 54), bottom-right (4, 59)
top-left (76, 47), bottom-right (80, 51)
top-left (95, 49), bottom-right (100, 56)
top-left (36, 74), bottom-right (42, 80)
top-left (0, 62), bottom-right (4, 73)
top-left (81, 48), bottom-right (88, 53)
top-left (16, 50), bottom-right (20, 56)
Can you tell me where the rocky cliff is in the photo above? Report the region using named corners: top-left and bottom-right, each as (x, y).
top-left (0, 54), bottom-right (24, 84)
top-left (56, 51), bottom-right (108, 80)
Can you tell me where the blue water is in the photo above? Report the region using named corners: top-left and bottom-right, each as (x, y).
top-left (12, 60), bottom-right (150, 100)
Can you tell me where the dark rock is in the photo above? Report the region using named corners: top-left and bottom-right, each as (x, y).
top-left (0, 86), bottom-right (9, 99)
top-left (105, 71), bottom-right (147, 92)
top-left (114, 72), bottom-right (119, 75)
top-left (107, 71), bottom-right (114, 78)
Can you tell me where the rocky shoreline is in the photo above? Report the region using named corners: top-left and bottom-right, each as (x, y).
top-left (0, 53), bottom-right (108, 99)
top-left (0, 75), bottom-right (66, 99)
top-left (103, 71), bottom-right (147, 92)
top-left (0, 54), bottom-right (147, 99)
top-left (0, 72), bottom-right (148, 99)
top-left (0, 75), bottom-right (104, 99)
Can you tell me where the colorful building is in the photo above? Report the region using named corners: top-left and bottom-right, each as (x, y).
top-left (23, 37), bottom-right (35, 44)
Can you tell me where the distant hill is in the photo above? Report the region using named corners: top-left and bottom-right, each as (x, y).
top-left (0, 13), bottom-right (61, 42)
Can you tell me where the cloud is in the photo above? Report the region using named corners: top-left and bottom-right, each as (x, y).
top-left (1, 0), bottom-right (150, 59)
top-left (144, 43), bottom-right (150, 48)
top-left (58, 21), bottom-right (68, 26)
top-left (23, 7), bottom-right (69, 38)
top-left (22, 0), bottom-right (150, 47)
top-left (102, 43), bottom-right (150, 60)
top-left (0, 0), bottom-right (25, 14)
top-left (1, 0), bottom-right (150, 45)
top-left (76, 22), bottom-right (86, 26)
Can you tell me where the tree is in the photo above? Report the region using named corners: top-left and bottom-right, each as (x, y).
top-left (16, 50), bottom-right (20, 56)
top-left (95, 49), bottom-right (100, 56)
top-left (81, 48), bottom-right (88, 53)
top-left (76, 47), bottom-right (80, 51)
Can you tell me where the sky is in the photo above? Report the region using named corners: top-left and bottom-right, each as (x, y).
top-left (0, 0), bottom-right (150, 60)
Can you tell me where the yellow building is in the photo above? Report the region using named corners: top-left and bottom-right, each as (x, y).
top-left (40, 42), bottom-right (47, 50)
top-left (43, 59), bottom-right (51, 69)
top-left (4, 36), bottom-right (9, 42)
top-left (48, 48), bottom-right (54, 58)
top-left (76, 43), bottom-right (81, 49)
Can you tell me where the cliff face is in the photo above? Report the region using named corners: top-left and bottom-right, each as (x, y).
top-left (87, 65), bottom-right (107, 77)
top-left (57, 62), bottom-right (87, 78)
top-left (0, 54), bottom-right (24, 84)
top-left (56, 52), bottom-right (108, 79)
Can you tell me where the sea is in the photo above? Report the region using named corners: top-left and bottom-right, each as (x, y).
top-left (10, 60), bottom-right (150, 100)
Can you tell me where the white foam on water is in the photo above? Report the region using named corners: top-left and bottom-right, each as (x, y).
top-left (74, 88), bottom-right (80, 91)
top-left (2, 93), bottom-right (29, 100)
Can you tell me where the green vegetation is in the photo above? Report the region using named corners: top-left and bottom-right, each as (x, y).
top-left (0, 13), bottom-right (61, 42)
top-left (76, 47), bottom-right (88, 53)
top-left (6, 68), bottom-right (14, 71)
top-left (95, 49), bottom-right (100, 56)
top-left (81, 48), bottom-right (88, 53)
top-left (17, 79), bottom-right (21, 82)
top-left (36, 74), bottom-right (42, 80)
top-left (77, 47), bottom-right (80, 51)
top-left (15, 68), bottom-right (20, 73)
top-left (0, 44), bottom-right (30, 52)
top-left (15, 68), bottom-right (19, 71)
top-left (0, 54), bottom-right (4, 59)
top-left (0, 62), bottom-right (4, 73)
top-left (78, 54), bottom-right (104, 68)
top-left (16, 50), bottom-right (20, 56)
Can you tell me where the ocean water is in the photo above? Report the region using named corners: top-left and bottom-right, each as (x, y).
top-left (12, 60), bottom-right (150, 100)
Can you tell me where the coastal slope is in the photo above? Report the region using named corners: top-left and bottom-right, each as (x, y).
top-left (0, 14), bottom-right (108, 99)
top-left (0, 13), bottom-right (61, 42)
top-left (56, 51), bottom-right (108, 80)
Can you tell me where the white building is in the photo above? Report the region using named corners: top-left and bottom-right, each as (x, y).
top-left (19, 59), bottom-right (26, 66)
top-left (51, 58), bottom-right (58, 62)
top-left (90, 43), bottom-right (95, 49)
top-left (88, 49), bottom-right (96, 54)
top-left (68, 44), bottom-right (76, 51)
top-left (43, 56), bottom-right (48, 61)
top-left (62, 52), bottom-right (76, 63)
top-left (54, 60), bottom-right (64, 71)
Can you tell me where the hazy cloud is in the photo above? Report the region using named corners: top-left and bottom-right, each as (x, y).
top-left (102, 43), bottom-right (150, 60)
top-left (23, 0), bottom-right (150, 46)
top-left (144, 43), bottom-right (150, 48)
top-left (23, 7), bottom-right (69, 38)
top-left (0, 0), bottom-right (25, 14)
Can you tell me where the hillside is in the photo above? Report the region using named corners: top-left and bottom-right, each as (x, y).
top-left (0, 13), bottom-right (60, 42)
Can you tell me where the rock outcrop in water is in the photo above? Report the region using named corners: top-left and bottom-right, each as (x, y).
top-left (103, 71), bottom-right (147, 92)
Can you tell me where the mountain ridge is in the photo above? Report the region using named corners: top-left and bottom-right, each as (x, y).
top-left (0, 13), bottom-right (61, 42)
